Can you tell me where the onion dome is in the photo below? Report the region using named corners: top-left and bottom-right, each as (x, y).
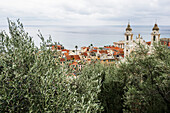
top-left (126, 23), bottom-right (132, 31)
top-left (152, 23), bottom-right (159, 31)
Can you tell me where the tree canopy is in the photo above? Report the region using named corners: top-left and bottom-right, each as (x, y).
top-left (0, 19), bottom-right (169, 113)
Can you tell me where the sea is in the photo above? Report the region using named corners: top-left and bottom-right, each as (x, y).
top-left (0, 25), bottom-right (170, 50)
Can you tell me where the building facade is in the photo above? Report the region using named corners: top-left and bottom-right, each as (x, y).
top-left (124, 23), bottom-right (160, 57)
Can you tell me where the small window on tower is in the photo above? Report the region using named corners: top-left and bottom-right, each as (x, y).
top-left (153, 36), bottom-right (156, 41)
top-left (127, 36), bottom-right (129, 41)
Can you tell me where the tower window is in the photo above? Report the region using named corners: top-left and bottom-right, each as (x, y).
top-left (127, 36), bottom-right (129, 41)
top-left (153, 36), bottom-right (156, 41)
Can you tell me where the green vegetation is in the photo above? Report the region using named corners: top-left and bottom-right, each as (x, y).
top-left (0, 19), bottom-right (170, 112)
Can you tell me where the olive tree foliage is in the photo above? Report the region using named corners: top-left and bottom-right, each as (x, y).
top-left (97, 43), bottom-right (170, 113)
top-left (71, 63), bottom-right (103, 112)
top-left (122, 44), bottom-right (170, 113)
top-left (0, 19), bottom-right (103, 112)
top-left (98, 63), bottom-right (130, 113)
top-left (1, 19), bottom-right (169, 113)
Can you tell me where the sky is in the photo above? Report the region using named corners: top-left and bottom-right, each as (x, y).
top-left (0, 0), bottom-right (170, 26)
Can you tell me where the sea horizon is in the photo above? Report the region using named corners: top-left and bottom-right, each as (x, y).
top-left (1, 25), bottom-right (170, 50)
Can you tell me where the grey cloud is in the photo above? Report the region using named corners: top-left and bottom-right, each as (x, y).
top-left (0, 0), bottom-right (170, 25)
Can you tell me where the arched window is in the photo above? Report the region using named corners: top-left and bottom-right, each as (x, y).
top-left (127, 36), bottom-right (129, 41)
top-left (153, 36), bottom-right (156, 41)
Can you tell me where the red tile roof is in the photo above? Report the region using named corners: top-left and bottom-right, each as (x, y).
top-left (146, 41), bottom-right (151, 45)
top-left (121, 55), bottom-right (124, 58)
top-left (119, 50), bottom-right (124, 54)
top-left (62, 49), bottom-right (69, 53)
top-left (110, 47), bottom-right (124, 53)
top-left (81, 52), bottom-right (88, 56)
top-left (66, 55), bottom-right (71, 60)
top-left (64, 53), bottom-right (69, 56)
top-left (90, 49), bottom-right (97, 53)
top-left (104, 46), bottom-right (124, 52)
top-left (74, 55), bottom-right (80, 60)
top-left (93, 47), bottom-right (98, 49)
top-left (104, 46), bottom-right (112, 49)
top-left (68, 55), bottom-right (81, 60)
top-left (113, 47), bottom-right (123, 50)
top-left (60, 58), bottom-right (65, 62)
top-left (99, 50), bottom-right (108, 54)
top-left (82, 47), bottom-right (89, 49)
top-left (113, 52), bottom-right (120, 56)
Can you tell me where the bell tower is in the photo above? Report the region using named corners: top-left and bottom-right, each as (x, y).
top-left (151, 23), bottom-right (160, 46)
top-left (124, 22), bottom-right (133, 57)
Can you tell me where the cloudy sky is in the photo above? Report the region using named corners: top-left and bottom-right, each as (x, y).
top-left (0, 0), bottom-right (170, 26)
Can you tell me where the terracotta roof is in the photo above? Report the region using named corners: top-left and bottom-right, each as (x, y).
top-left (104, 46), bottom-right (124, 51)
top-left (94, 47), bottom-right (98, 49)
top-left (90, 49), bottom-right (97, 53)
top-left (99, 50), bottom-right (108, 54)
top-left (146, 41), bottom-right (151, 45)
top-left (69, 55), bottom-right (74, 59)
top-left (66, 55), bottom-right (71, 60)
top-left (62, 49), bottom-right (69, 53)
top-left (104, 46), bottom-right (113, 49)
top-left (52, 45), bottom-right (61, 47)
top-left (82, 47), bottom-right (86, 49)
top-left (110, 47), bottom-right (124, 53)
top-left (113, 52), bottom-right (120, 56)
top-left (119, 51), bottom-right (124, 54)
top-left (113, 47), bottom-right (123, 50)
top-left (74, 55), bottom-right (80, 60)
top-left (60, 58), bottom-right (65, 62)
top-left (82, 47), bottom-right (89, 49)
top-left (69, 55), bottom-right (81, 60)
top-left (114, 47), bottom-right (120, 49)
top-left (64, 53), bottom-right (69, 56)
top-left (81, 52), bottom-right (88, 56)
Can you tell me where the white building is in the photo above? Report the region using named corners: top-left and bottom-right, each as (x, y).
top-left (124, 23), bottom-right (160, 58)
top-left (113, 40), bottom-right (125, 49)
